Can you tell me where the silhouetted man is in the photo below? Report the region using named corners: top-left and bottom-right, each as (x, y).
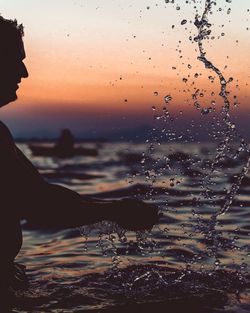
top-left (56, 128), bottom-right (75, 152)
top-left (0, 16), bottom-right (158, 289)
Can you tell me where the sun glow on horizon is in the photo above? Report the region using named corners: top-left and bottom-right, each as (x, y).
top-left (0, 0), bottom-right (249, 136)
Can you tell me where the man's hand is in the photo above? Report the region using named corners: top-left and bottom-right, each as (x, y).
top-left (109, 198), bottom-right (160, 231)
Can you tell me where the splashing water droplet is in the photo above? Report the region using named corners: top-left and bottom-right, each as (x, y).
top-left (164, 95), bottom-right (172, 103)
top-left (201, 107), bottom-right (213, 115)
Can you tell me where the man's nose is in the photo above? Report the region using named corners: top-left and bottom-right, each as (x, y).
top-left (20, 62), bottom-right (29, 78)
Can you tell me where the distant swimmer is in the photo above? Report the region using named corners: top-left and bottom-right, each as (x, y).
top-left (29, 128), bottom-right (99, 157)
top-left (55, 128), bottom-right (75, 154)
top-left (0, 16), bottom-right (159, 291)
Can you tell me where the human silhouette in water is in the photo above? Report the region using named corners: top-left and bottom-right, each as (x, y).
top-left (56, 128), bottom-right (75, 152)
top-left (0, 16), bottom-right (158, 288)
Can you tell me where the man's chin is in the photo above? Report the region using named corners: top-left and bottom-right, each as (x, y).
top-left (0, 94), bottom-right (17, 107)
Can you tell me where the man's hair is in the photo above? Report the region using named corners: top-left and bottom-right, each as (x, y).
top-left (0, 15), bottom-right (24, 38)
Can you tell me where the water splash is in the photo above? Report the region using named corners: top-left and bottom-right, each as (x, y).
top-left (142, 0), bottom-right (250, 270)
top-left (78, 0), bottom-right (249, 285)
top-left (193, 0), bottom-right (250, 220)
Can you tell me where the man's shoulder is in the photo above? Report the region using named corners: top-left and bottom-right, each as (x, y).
top-left (0, 121), bottom-right (15, 152)
top-left (0, 121), bottom-right (13, 138)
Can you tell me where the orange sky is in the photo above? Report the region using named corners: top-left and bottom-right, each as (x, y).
top-left (0, 0), bottom-right (250, 137)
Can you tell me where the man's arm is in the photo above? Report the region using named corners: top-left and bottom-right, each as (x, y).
top-left (14, 146), bottom-right (114, 226)
top-left (23, 182), bottom-right (159, 230)
top-left (15, 145), bottom-right (159, 231)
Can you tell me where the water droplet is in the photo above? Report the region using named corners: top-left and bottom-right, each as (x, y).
top-left (201, 107), bottom-right (213, 115)
top-left (164, 95), bottom-right (172, 103)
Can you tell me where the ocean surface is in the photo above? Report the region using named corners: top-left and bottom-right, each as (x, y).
top-left (12, 141), bottom-right (250, 312)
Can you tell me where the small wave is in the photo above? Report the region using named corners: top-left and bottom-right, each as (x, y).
top-left (11, 264), bottom-right (249, 312)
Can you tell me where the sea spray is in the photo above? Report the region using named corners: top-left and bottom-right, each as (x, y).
top-left (193, 0), bottom-right (250, 218)
top-left (147, 0), bottom-right (250, 268)
top-left (79, 0), bottom-right (249, 284)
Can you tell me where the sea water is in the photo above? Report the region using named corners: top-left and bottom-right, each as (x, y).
top-left (13, 141), bottom-right (249, 312)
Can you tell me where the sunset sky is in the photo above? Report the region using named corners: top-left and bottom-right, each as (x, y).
top-left (0, 0), bottom-right (249, 138)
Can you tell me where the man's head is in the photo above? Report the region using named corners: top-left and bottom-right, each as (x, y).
top-left (0, 16), bottom-right (28, 107)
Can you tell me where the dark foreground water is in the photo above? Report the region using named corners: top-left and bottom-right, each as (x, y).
top-left (11, 142), bottom-right (250, 312)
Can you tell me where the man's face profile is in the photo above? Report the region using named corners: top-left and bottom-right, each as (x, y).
top-left (0, 34), bottom-right (28, 107)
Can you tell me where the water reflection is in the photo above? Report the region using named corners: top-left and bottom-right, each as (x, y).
top-left (12, 141), bottom-right (249, 312)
